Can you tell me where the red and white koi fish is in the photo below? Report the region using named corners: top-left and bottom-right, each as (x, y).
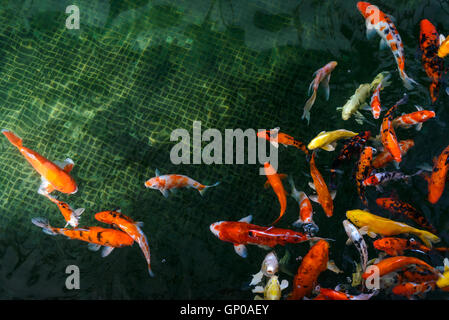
top-left (2, 129), bottom-right (78, 195)
top-left (357, 2), bottom-right (418, 90)
top-left (209, 215), bottom-right (316, 258)
top-left (302, 61), bottom-right (338, 124)
top-left (392, 106), bottom-right (436, 131)
top-left (144, 169), bottom-right (220, 198)
top-left (363, 170), bottom-right (423, 189)
top-left (370, 73), bottom-right (391, 119)
top-left (288, 176), bottom-right (319, 236)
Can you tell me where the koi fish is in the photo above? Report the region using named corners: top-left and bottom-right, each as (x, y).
top-left (438, 34), bottom-right (449, 58)
top-left (288, 176), bottom-right (319, 236)
top-left (257, 128), bottom-right (308, 155)
top-left (392, 106), bottom-right (436, 131)
top-left (343, 220), bottom-right (368, 272)
top-left (419, 20), bottom-right (445, 103)
top-left (363, 170), bottom-right (423, 189)
top-left (302, 61), bottom-right (338, 124)
top-left (427, 144), bottom-right (449, 204)
top-left (317, 287), bottom-right (377, 300)
top-left (372, 139), bottom-right (414, 169)
top-left (144, 169), bottom-right (220, 198)
top-left (362, 256), bottom-right (438, 280)
top-left (288, 240), bottom-right (329, 300)
top-left (355, 146), bottom-right (374, 206)
top-left (346, 209), bottom-right (440, 248)
top-left (330, 131), bottom-right (371, 190)
top-left (253, 275), bottom-right (289, 300)
top-left (2, 129), bottom-right (78, 195)
top-left (307, 129), bottom-right (358, 152)
top-left (209, 215), bottom-right (315, 258)
top-left (357, 2), bottom-right (418, 90)
top-left (436, 258), bottom-right (449, 289)
top-left (375, 198), bottom-right (437, 234)
top-left (308, 152), bottom-right (336, 217)
top-left (250, 251), bottom-right (279, 286)
top-left (264, 162), bottom-right (287, 226)
top-left (94, 210), bottom-right (154, 277)
top-left (31, 217), bottom-right (134, 257)
top-left (392, 281), bottom-right (436, 300)
top-left (399, 265), bottom-right (440, 283)
top-left (339, 71), bottom-right (391, 122)
top-left (373, 237), bottom-right (449, 256)
top-left (41, 193), bottom-right (84, 228)
top-left (380, 94), bottom-right (409, 163)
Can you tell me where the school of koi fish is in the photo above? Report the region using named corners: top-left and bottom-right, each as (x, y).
top-left (2, 1), bottom-right (449, 300)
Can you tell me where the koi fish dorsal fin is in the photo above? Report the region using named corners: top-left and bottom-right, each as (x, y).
top-left (2, 129), bottom-right (23, 148)
top-left (239, 215), bottom-right (253, 223)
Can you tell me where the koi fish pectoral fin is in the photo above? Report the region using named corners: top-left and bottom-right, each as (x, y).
top-left (54, 158), bottom-right (75, 173)
top-left (234, 244), bottom-right (248, 258)
top-left (101, 246), bottom-right (115, 258)
top-left (365, 21), bottom-right (377, 40)
top-left (38, 177), bottom-right (55, 195)
top-left (160, 189), bottom-right (169, 198)
top-left (87, 243), bottom-right (102, 252)
top-left (249, 271), bottom-right (264, 286)
top-left (379, 38), bottom-right (389, 50)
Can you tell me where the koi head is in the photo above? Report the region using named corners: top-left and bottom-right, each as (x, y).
top-left (357, 2), bottom-right (379, 21)
top-left (261, 252), bottom-right (279, 277)
top-left (362, 174), bottom-right (380, 187)
top-left (95, 210), bottom-right (117, 225)
top-left (210, 221), bottom-right (225, 239)
top-left (144, 176), bottom-right (165, 189)
top-left (420, 19), bottom-right (438, 40)
top-left (257, 130), bottom-right (270, 140)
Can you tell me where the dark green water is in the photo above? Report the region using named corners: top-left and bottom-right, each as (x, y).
top-left (0, 0), bottom-right (448, 299)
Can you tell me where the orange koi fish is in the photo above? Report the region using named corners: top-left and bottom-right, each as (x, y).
top-left (357, 2), bottom-right (418, 90)
top-left (209, 215), bottom-right (315, 258)
top-left (257, 128), bottom-right (308, 155)
top-left (428, 144), bottom-right (449, 204)
top-left (362, 256), bottom-right (437, 280)
top-left (380, 94), bottom-right (408, 163)
top-left (264, 162), bottom-right (288, 226)
top-left (95, 210), bottom-right (154, 277)
top-left (392, 281), bottom-right (436, 300)
top-left (288, 176), bottom-right (318, 235)
top-left (419, 20), bottom-right (446, 103)
top-left (42, 193), bottom-right (85, 228)
top-left (372, 139), bottom-right (414, 169)
top-left (375, 198), bottom-right (437, 234)
top-left (374, 237), bottom-right (432, 256)
top-left (438, 35), bottom-right (449, 58)
top-left (308, 152), bottom-right (335, 217)
top-left (144, 169), bottom-right (220, 198)
top-left (355, 146), bottom-right (374, 206)
top-left (399, 265), bottom-right (440, 283)
top-left (302, 61), bottom-right (338, 124)
top-left (392, 106), bottom-right (436, 131)
top-left (31, 217), bottom-right (134, 257)
top-left (2, 129), bottom-right (78, 195)
top-left (288, 240), bottom-right (329, 300)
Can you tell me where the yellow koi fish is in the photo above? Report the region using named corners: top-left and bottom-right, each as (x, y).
top-left (346, 209), bottom-right (440, 248)
top-left (253, 275), bottom-right (288, 300)
top-left (308, 129), bottom-right (358, 152)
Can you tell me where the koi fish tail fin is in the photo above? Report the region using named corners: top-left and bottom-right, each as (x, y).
top-left (302, 90), bottom-right (317, 125)
top-left (1, 129), bottom-right (23, 148)
top-left (414, 229), bottom-right (440, 248)
top-left (401, 72), bottom-right (419, 90)
top-left (198, 181), bottom-right (220, 196)
top-left (31, 217), bottom-right (57, 236)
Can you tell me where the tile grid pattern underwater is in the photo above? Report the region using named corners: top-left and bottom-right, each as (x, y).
top-left (0, 0), bottom-right (449, 299)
